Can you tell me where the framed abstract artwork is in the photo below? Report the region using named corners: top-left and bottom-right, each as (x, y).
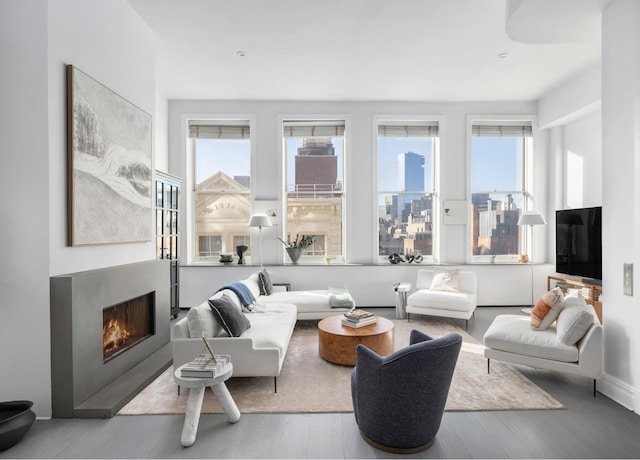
top-left (67, 65), bottom-right (152, 246)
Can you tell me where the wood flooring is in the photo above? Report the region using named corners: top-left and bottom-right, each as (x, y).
top-left (3, 306), bottom-right (640, 459)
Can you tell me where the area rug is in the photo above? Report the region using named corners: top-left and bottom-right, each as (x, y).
top-left (118, 317), bottom-right (563, 415)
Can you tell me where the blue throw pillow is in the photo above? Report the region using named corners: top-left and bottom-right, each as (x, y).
top-left (208, 294), bottom-right (251, 337)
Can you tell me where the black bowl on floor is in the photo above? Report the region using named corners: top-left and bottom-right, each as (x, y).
top-left (0, 401), bottom-right (36, 451)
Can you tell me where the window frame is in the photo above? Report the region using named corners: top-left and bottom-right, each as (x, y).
top-left (279, 115), bottom-right (350, 264)
top-left (374, 115), bottom-right (441, 264)
top-left (185, 115), bottom-right (256, 264)
top-left (467, 116), bottom-right (536, 264)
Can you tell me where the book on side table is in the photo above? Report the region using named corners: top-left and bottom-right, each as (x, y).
top-left (180, 335), bottom-right (232, 378)
top-left (181, 352), bottom-right (231, 378)
top-left (342, 309), bottom-right (377, 328)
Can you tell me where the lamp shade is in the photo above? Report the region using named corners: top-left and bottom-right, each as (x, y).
top-left (248, 213), bottom-right (273, 228)
top-left (517, 212), bottom-right (546, 226)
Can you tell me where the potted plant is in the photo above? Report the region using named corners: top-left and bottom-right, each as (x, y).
top-left (278, 234), bottom-right (314, 264)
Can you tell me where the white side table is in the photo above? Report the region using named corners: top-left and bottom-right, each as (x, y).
top-left (173, 363), bottom-right (241, 447)
top-left (394, 282), bottom-right (412, 319)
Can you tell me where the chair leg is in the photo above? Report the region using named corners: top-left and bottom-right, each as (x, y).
top-left (487, 359), bottom-right (490, 374)
top-left (177, 385), bottom-right (181, 396)
top-left (593, 379), bottom-right (596, 398)
top-left (274, 377), bottom-right (277, 393)
top-left (465, 319), bottom-right (468, 330)
top-left (407, 312), bottom-right (411, 323)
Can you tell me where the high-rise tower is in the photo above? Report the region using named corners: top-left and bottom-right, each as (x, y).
top-left (295, 137), bottom-right (338, 192)
top-left (397, 152), bottom-right (425, 222)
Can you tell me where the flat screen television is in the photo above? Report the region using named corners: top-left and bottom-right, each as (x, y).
top-left (555, 206), bottom-right (602, 282)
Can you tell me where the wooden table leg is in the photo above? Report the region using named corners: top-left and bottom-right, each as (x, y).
top-left (181, 386), bottom-right (205, 447)
top-left (212, 382), bottom-right (241, 423)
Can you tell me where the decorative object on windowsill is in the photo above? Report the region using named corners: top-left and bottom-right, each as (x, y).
top-left (248, 213), bottom-right (273, 268)
top-left (325, 255), bottom-right (333, 265)
top-left (518, 254), bottom-right (529, 264)
top-left (406, 252), bottom-right (423, 263)
top-left (517, 211), bottom-right (547, 308)
top-left (219, 253), bottom-right (234, 264)
top-left (278, 234), bottom-right (314, 264)
top-left (389, 253), bottom-right (405, 264)
top-left (388, 252), bottom-right (423, 264)
top-left (235, 245), bottom-right (248, 265)
top-left (490, 255), bottom-right (496, 264)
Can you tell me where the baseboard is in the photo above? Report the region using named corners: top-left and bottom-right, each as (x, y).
top-left (598, 372), bottom-right (637, 412)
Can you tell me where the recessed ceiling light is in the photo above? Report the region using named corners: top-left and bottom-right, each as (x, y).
top-left (497, 52), bottom-right (509, 59)
top-left (236, 50), bottom-right (246, 57)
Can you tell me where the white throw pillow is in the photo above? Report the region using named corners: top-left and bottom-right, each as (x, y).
top-left (556, 296), bottom-right (595, 345)
top-left (429, 268), bottom-right (460, 292)
top-left (242, 273), bottom-right (262, 298)
top-left (186, 302), bottom-right (224, 338)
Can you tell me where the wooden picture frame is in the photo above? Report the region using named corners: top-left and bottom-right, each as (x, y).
top-left (66, 65), bottom-right (152, 246)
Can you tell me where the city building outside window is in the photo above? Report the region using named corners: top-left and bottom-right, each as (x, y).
top-left (283, 120), bottom-right (345, 262)
top-left (470, 121), bottom-right (533, 262)
top-left (377, 120), bottom-right (438, 263)
top-left (189, 119), bottom-right (251, 262)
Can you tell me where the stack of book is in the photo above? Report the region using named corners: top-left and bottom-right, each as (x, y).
top-left (342, 309), bottom-right (377, 328)
top-left (180, 352), bottom-right (232, 378)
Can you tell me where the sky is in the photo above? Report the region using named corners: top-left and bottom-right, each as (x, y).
top-left (195, 136), bottom-right (523, 196)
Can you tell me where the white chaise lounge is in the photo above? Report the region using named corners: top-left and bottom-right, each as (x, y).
top-left (483, 293), bottom-right (603, 396)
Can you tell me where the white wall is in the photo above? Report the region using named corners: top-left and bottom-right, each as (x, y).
top-left (181, 263), bottom-right (554, 309)
top-left (0, 0), bottom-right (156, 418)
top-left (0, 0), bottom-right (51, 418)
top-left (155, 91), bottom-right (169, 172)
top-left (600, 0), bottom-right (640, 412)
top-left (48, 0), bottom-right (156, 276)
top-left (562, 110), bottom-right (602, 209)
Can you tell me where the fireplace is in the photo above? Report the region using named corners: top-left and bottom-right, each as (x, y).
top-left (103, 292), bottom-right (155, 363)
top-left (50, 260), bottom-right (172, 418)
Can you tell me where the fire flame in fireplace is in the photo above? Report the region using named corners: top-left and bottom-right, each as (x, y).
top-left (103, 319), bottom-right (131, 353)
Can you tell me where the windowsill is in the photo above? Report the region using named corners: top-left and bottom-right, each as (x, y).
top-left (181, 261), bottom-right (551, 267)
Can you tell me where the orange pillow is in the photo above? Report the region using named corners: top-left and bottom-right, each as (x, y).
top-left (531, 287), bottom-right (565, 330)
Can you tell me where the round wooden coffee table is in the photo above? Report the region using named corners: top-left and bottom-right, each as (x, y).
top-left (318, 315), bottom-right (394, 365)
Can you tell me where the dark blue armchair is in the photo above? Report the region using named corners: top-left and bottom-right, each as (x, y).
top-left (351, 330), bottom-right (462, 453)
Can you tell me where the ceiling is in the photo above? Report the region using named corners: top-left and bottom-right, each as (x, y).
top-left (127, 0), bottom-right (604, 102)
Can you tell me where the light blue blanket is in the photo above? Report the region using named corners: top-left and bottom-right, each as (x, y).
top-left (216, 282), bottom-right (256, 310)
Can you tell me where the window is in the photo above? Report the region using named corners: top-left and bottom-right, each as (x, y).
top-left (190, 120), bottom-right (251, 261)
top-left (470, 122), bottom-right (533, 262)
top-left (283, 120), bottom-right (345, 261)
top-left (377, 120), bottom-right (437, 262)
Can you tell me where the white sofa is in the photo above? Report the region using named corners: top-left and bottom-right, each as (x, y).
top-left (483, 294), bottom-right (603, 396)
top-left (172, 272), bottom-right (354, 391)
top-left (258, 285), bottom-right (354, 320)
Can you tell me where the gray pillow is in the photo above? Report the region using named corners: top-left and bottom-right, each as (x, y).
top-left (258, 269), bottom-right (273, 295)
top-left (208, 294), bottom-right (251, 337)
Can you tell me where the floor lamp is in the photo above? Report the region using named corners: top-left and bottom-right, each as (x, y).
top-left (518, 212), bottom-right (547, 309)
top-left (248, 213), bottom-right (272, 268)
